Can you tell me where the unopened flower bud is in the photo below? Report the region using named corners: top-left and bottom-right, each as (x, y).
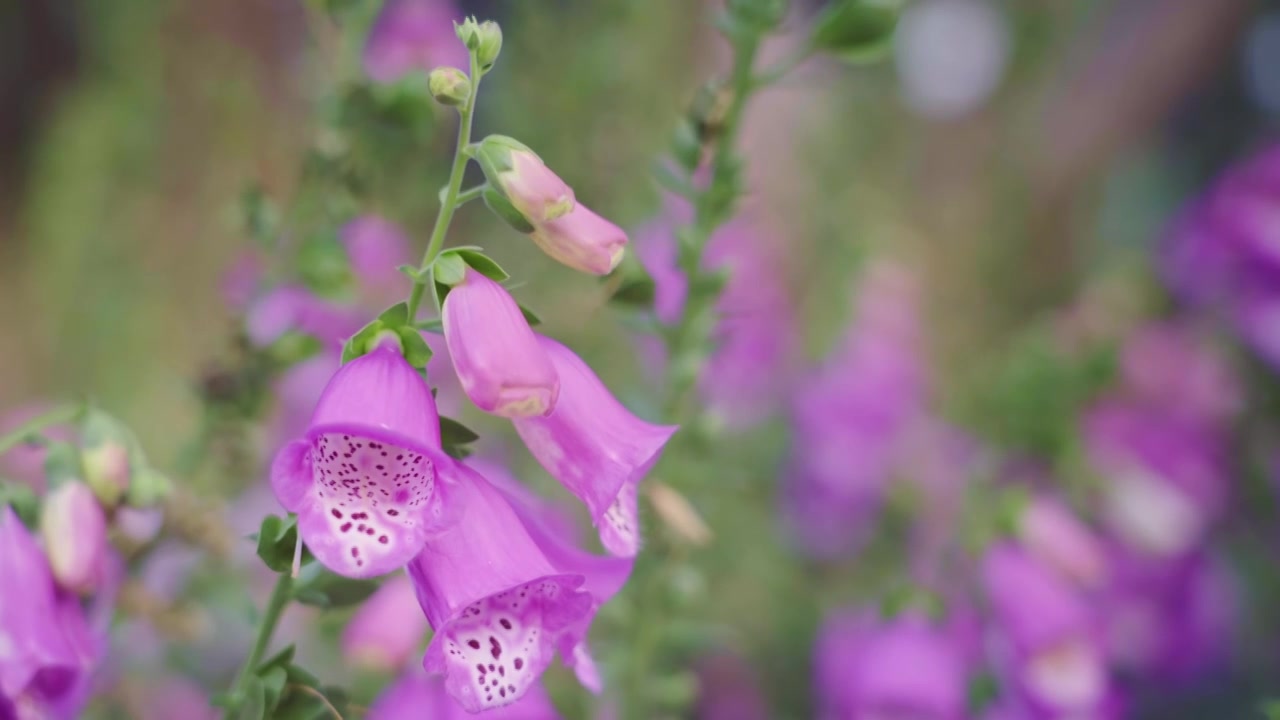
top-left (476, 135), bottom-right (575, 224)
top-left (456, 18), bottom-right (503, 69)
top-left (83, 441), bottom-right (131, 507)
top-left (427, 66), bottom-right (471, 106)
top-left (41, 481), bottom-right (108, 594)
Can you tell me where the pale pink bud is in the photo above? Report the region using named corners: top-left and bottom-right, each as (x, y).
top-left (40, 482), bottom-right (108, 594)
top-left (530, 204), bottom-right (628, 276)
top-left (499, 150), bottom-right (575, 223)
top-left (83, 441), bottom-right (131, 506)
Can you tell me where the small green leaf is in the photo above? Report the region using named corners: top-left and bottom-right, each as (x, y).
top-left (519, 304), bottom-right (542, 327)
top-left (257, 644), bottom-right (297, 673)
top-left (377, 302), bottom-right (410, 327)
top-left (0, 482), bottom-right (40, 526)
top-left (398, 264), bottom-right (426, 282)
top-left (810, 0), bottom-right (901, 64)
top-left (455, 249), bottom-right (509, 282)
top-left (292, 569), bottom-right (380, 609)
top-left (610, 276), bottom-right (656, 308)
top-left (671, 119), bottom-right (702, 171)
top-left (284, 663), bottom-right (321, 689)
top-left (42, 441), bottom-right (83, 487)
top-left (254, 514), bottom-right (299, 574)
top-left (237, 674), bottom-right (266, 720)
top-left (342, 319), bottom-right (384, 363)
top-left (440, 417), bottom-right (479, 460)
top-left (397, 328), bottom-right (435, 370)
top-left (433, 252), bottom-right (468, 286)
top-left (482, 188), bottom-right (536, 233)
top-left (260, 665), bottom-right (288, 712)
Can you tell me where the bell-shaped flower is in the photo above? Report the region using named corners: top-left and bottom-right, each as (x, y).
top-left (270, 340), bottom-right (454, 578)
top-left (815, 611), bottom-right (968, 720)
top-left (982, 543), bottom-right (1109, 715)
top-left (512, 336), bottom-right (677, 557)
top-left (491, 147), bottom-right (575, 225)
top-left (342, 573), bottom-right (431, 673)
top-left (363, 0), bottom-right (468, 85)
top-left (406, 462), bottom-right (631, 712)
top-left (40, 482), bottom-right (108, 595)
top-left (442, 269), bottom-right (559, 418)
top-left (0, 508), bottom-right (99, 718)
top-left (369, 670), bottom-right (561, 719)
top-left (529, 205), bottom-right (627, 276)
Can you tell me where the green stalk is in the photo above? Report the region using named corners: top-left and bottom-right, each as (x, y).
top-left (0, 403), bottom-right (83, 456)
top-left (405, 50), bottom-right (484, 320)
top-left (222, 571), bottom-right (294, 720)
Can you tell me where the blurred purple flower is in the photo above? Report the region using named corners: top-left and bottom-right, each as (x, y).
top-left (0, 508), bottom-right (100, 719)
top-left (244, 285), bottom-right (365, 349)
top-left (442, 269), bottom-right (560, 418)
top-left (512, 335), bottom-right (677, 557)
top-left (270, 341), bottom-right (454, 578)
top-left (220, 249), bottom-right (266, 314)
top-left (133, 676), bottom-right (218, 720)
top-left (982, 544), bottom-right (1109, 716)
top-left (0, 405), bottom-right (74, 491)
top-left (340, 216), bottom-right (414, 308)
top-left (815, 611), bottom-right (967, 720)
top-left (369, 670), bottom-right (561, 719)
top-left (1116, 322), bottom-right (1240, 428)
top-left (783, 262), bottom-right (925, 557)
top-left (1016, 495), bottom-right (1109, 592)
top-left (364, 0), bottom-right (468, 85)
top-left (406, 462), bottom-right (631, 711)
top-left (695, 651), bottom-right (768, 720)
top-left (343, 573), bottom-right (431, 673)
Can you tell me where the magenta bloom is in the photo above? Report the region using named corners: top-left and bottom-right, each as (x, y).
top-left (244, 285), bottom-right (365, 349)
top-left (40, 482), bottom-right (108, 595)
top-left (530, 205), bottom-right (627, 276)
top-left (815, 611), bottom-right (967, 720)
top-left (495, 149), bottom-right (575, 225)
top-left (0, 508), bottom-right (98, 719)
top-left (343, 573), bottom-right (431, 672)
top-left (363, 0), bottom-right (467, 84)
top-left (442, 269), bottom-right (559, 418)
top-left (512, 336), bottom-right (677, 557)
top-left (369, 670), bottom-right (561, 720)
top-left (982, 544), bottom-right (1109, 715)
top-left (341, 216), bottom-right (413, 308)
top-left (1016, 495), bottom-right (1109, 591)
top-left (406, 462), bottom-right (631, 711)
top-left (270, 341), bottom-right (454, 578)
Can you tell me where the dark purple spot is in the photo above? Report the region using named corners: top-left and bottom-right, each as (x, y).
top-left (500, 619), bottom-right (512, 630)
top-left (350, 547), bottom-right (359, 558)
top-left (489, 637), bottom-right (502, 659)
top-left (379, 535), bottom-right (389, 544)
top-left (331, 509), bottom-right (343, 519)
top-left (468, 640), bottom-right (481, 650)
top-left (340, 523), bottom-right (352, 533)
top-left (514, 658), bottom-right (524, 670)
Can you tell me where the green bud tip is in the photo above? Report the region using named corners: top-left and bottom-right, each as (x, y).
top-left (428, 66), bottom-right (472, 106)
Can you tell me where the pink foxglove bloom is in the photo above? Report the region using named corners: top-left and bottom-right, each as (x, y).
top-left (1017, 496), bottom-right (1109, 591)
top-left (341, 215), bottom-right (414, 308)
top-left (363, 0), bottom-right (467, 84)
top-left (815, 611), bottom-right (967, 720)
top-left (245, 285), bottom-right (365, 349)
top-left (442, 269), bottom-right (559, 417)
top-left (982, 544), bottom-right (1109, 716)
top-left (270, 341), bottom-right (454, 578)
top-left (0, 508), bottom-right (98, 719)
top-left (512, 336), bottom-right (678, 557)
top-left (40, 482), bottom-right (108, 594)
top-left (342, 573), bottom-right (431, 672)
top-left (529, 205), bottom-right (627, 276)
top-left (1117, 323), bottom-right (1240, 427)
top-left (370, 670), bottom-right (561, 720)
top-left (494, 149), bottom-right (575, 225)
top-left (407, 463), bottom-right (631, 711)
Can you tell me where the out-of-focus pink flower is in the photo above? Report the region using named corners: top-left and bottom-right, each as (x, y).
top-left (1117, 323), bottom-right (1240, 427)
top-left (340, 216), bottom-right (414, 308)
top-left (244, 285), bottom-right (365, 349)
top-left (40, 482), bottom-right (109, 595)
top-left (221, 249), bottom-right (266, 314)
top-left (363, 0), bottom-right (468, 85)
top-left (343, 574), bottom-right (430, 673)
top-left (1017, 496), bottom-right (1110, 591)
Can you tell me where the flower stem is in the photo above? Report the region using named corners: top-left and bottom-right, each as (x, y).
top-left (454, 183), bottom-right (489, 206)
top-left (0, 403), bottom-right (84, 456)
top-left (222, 570), bottom-right (294, 720)
top-left (406, 51), bottom-right (484, 321)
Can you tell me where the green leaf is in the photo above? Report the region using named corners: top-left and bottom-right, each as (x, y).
top-left (237, 674), bottom-right (266, 720)
top-left (257, 644), bottom-right (297, 673)
top-left (482, 188), bottom-right (536, 234)
top-left (670, 119), bottom-right (702, 171)
top-left (42, 441), bottom-right (83, 487)
top-left (610, 276), bottom-right (656, 308)
top-left (292, 570), bottom-right (380, 609)
top-left (454, 249), bottom-right (509, 282)
top-left (519, 304), bottom-right (542, 327)
top-left (255, 514), bottom-right (299, 574)
top-left (397, 328), bottom-right (434, 370)
top-left (260, 665), bottom-right (288, 713)
top-left (397, 264), bottom-right (426, 282)
top-left (432, 252), bottom-right (468, 286)
top-left (377, 302), bottom-right (410, 327)
top-left (0, 482), bottom-right (40, 526)
top-left (284, 663), bottom-right (321, 689)
top-left (810, 0), bottom-right (902, 64)
top-left (440, 417), bottom-right (479, 460)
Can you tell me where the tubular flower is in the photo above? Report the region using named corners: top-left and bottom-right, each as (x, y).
top-left (270, 340), bottom-right (454, 578)
top-left (363, 0), bottom-right (467, 85)
top-left (529, 205), bottom-right (627, 276)
top-left (0, 508), bottom-right (99, 719)
top-left (40, 482), bottom-right (108, 595)
top-left (442, 269), bottom-right (559, 418)
top-left (369, 670), bottom-right (561, 720)
top-left (512, 336), bottom-right (677, 557)
top-left (406, 462), bottom-right (631, 712)
top-left (492, 149), bottom-right (575, 225)
top-left (342, 573), bottom-right (431, 673)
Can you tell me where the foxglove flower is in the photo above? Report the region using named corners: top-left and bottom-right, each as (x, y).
top-left (815, 611), bottom-right (967, 720)
top-left (442, 269), bottom-right (559, 418)
top-left (40, 482), bottom-right (108, 594)
top-left (512, 336), bottom-right (677, 557)
top-left (343, 573), bottom-right (431, 672)
top-left (341, 215), bottom-right (413, 308)
top-left (1117, 323), bottom-right (1240, 427)
top-left (529, 205), bottom-right (627, 276)
top-left (407, 462), bottom-right (631, 711)
top-left (370, 670), bottom-right (560, 719)
top-left (1017, 496), bottom-right (1109, 591)
top-left (363, 0), bottom-right (467, 85)
top-left (0, 508), bottom-right (99, 718)
top-left (982, 544), bottom-right (1109, 715)
top-left (270, 340), bottom-right (453, 578)
top-left (489, 147), bottom-right (575, 225)
top-left (245, 285), bottom-right (365, 349)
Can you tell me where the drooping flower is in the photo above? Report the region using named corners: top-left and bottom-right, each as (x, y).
top-left (0, 508), bottom-right (99, 719)
top-left (441, 269), bottom-right (559, 418)
top-left (815, 611), bottom-right (968, 720)
top-left (512, 336), bottom-right (677, 557)
top-left (40, 482), bottom-right (108, 595)
top-left (340, 216), bottom-right (414, 308)
top-left (270, 340), bottom-right (454, 578)
top-left (369, 670), bottom-right (561, 720)
top-left (782, 261), bottom-right (924, 557)
top-left (406, 462), bottom-right (631, 711)
top-left (343, 573), bottom-right (431, 673)
top-left (363, 0), bottom-right (468, 85)
top-left (982, 544), bottom-right (1110, 716)
top-left (489, 147), bottom-right (575, 225)
top-left (528, 205), bottom-right (627, 276)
